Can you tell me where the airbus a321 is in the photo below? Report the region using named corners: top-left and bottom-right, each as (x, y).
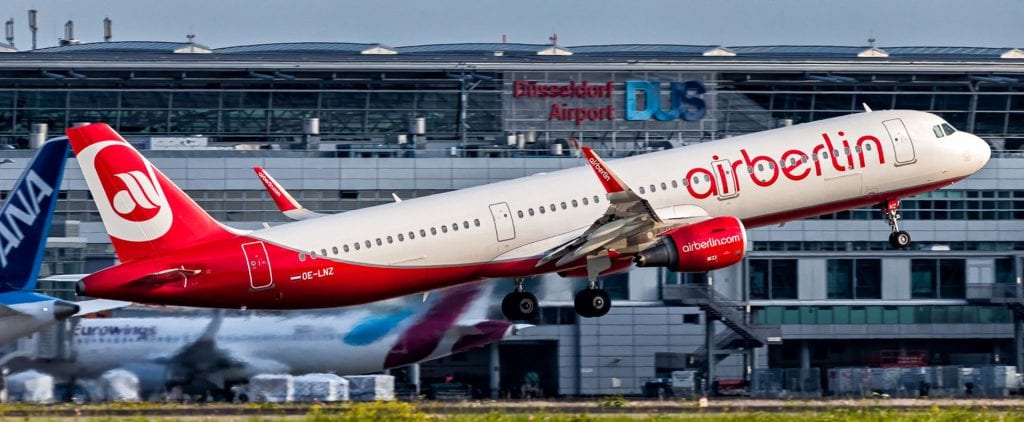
top-left (68, 110), bottom-right (990, 320)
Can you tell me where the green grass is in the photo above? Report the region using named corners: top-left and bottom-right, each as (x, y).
top-left (4, 402), bottom-right (1024, 421)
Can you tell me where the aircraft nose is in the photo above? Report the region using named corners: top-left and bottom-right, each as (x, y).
top-left (969, 133), bottom-right (992, 171)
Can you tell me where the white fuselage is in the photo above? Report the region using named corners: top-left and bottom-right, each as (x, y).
top-left (253, 110), bottom-right (990, 269)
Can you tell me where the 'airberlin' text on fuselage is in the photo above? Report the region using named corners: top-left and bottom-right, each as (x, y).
top-left (683, 132), bottom-right (886, 199)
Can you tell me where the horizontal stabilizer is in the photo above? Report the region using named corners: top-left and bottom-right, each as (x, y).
top-left (73, 299), bottom-right (131, 316)
top-left (127, 267), bottom-right (205, 287)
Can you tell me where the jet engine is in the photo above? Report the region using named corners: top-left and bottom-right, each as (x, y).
top-left (634, 216), bottom-right (747, 273)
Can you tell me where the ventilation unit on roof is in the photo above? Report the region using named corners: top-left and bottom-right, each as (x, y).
top-left (702, 47), bottom-right (735, 57)
top-left (537, 46), bottom-right (572, 56)
top-left (1001, 48), bottom-right (1024, 59)
top-left (361, 45), bottom-right (398, 55)
top-left (857, 47), bottom-right (889, 58)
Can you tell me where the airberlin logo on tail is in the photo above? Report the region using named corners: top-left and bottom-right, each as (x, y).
top-left (111, 171), bottom-right (165, 217)
top-left (76, 140), bottom-right (173, 242)
top-left (683, 131), bottom-right (886, 200)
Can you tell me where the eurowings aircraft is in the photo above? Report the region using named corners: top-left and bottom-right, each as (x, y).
top-left (21, 282), bottom-right (520, 396)
top-left (68, 110), bottom-right (990, 320)
top-left (0, 138), bottom-right (127, 347)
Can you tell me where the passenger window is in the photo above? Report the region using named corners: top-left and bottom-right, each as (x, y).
top-left (593, 195), bottom-right (600, 204)
top-left (682, 178), bottom-right (688, 186)
top-left (419, 229), bottom-right (426, 237)
top-left (474, 218), bottom-right (481, 226)
top-left (822, 152), bottom-right (829, 159)
top-left (865, 144), bottom-right (872, 151)
top-left (650, 184), bottom-right (656, 192)
top-left (561, 202), bottom-right (567, 209)
top-left (452, 223), bottom-right (459, 231)
top-left (703, 175), bottom-right (711, 182)
top-left (572, 199), bottom-right (578, 207)
top-left (332, 246), bottom-right (339, 255)
top-left (354, 243), bottom-right (361, 250)
top-left (639, 186), bottom-right (646, 194)
top-left (757, 164), bottom-right (764, 172)
top-left (855, 146), bottom-right (862, 153)
top-left (528, 208), bottom-right (535, 216)
top-left (398, 233), bottom-right (405, 241)
top-left (408, 231), bottom-right (415, 239)
top-left (441, 225), bottom-right (448, 233)
top-left (376, 238), bottom-right (382, 246)
top-left (518, 210), bottom-right (524, 218)
top-left (549, 204), bottom-right (555, 212)
top-left (463, 221), bottom-right (470, 229)
top-left (309, 251), bottom-right (316, 258)
top-left (539, 206), bottom-right (545, 214)
top-left (933, 125), bottom-right (945, 138)
top-left (942, 123), bottom-right (956, 135)
top-left (387, 235), bottom-right (393, 244)
top-left (365, 240), bottom-right (371, 248)
top-left (661, 182), bottom-right (667, 190)
top-left (671, 180), bottom-right (678, 188)
top-left (321, 249), bottom-right (327, 256)
top-left (582, 197), bottom-right (589, 205)
top-left (299, 253), bottom-right (306, 262)
top-left (343, 245), bottom-right (350, 252)
top-left (431, 227), bottom-right (437, 235)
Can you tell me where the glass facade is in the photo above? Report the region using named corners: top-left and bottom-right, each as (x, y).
top-left (826, 259), bottom-right (882, 299)
top-left (749, 259), bottom-right (798, 300)
top-left (755, 305), bottom-right (1013, 325)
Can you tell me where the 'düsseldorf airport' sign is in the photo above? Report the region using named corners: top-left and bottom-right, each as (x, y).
top-left (511, 80), bottom-right (708, 125)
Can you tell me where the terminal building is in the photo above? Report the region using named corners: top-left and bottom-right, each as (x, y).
top-left (1, 40), bottom-right (1023, 397)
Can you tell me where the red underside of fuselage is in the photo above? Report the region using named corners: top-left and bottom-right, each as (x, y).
top-left (81, 177), bottom-right (963, 310)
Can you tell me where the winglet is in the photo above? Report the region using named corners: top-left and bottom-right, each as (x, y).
top-left (253, 166), bottom-right (302, 212)
top-left (862, 103), bottom-right (873, 113)
top-left (581, 147), bottom-right (626, 194)
top-left (252, 167), bottom-right (325, 221)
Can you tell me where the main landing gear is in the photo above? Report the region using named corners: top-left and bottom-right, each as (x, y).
top-left (574, 282), bottom-right (611, 318)
top-left (880, 199), bottom-right (912, 249)
top-left (500, 277), bottom-right (613, 320)
top-left (502, 277), bottom-right (538, 321)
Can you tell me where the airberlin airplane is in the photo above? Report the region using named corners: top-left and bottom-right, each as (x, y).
top-left (68, 109), bottom-right (990, 320)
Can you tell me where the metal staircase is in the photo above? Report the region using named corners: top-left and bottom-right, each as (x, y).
top-left (664, 283), bottom-right (783, 348)
top-left (967, 283), bottom-right (1024, 316)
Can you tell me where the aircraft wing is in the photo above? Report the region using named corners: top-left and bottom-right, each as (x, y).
top-left (155, 310), bottom-right (246, 389)
top-left (536, 147), bottom-right (708, 280)
top-left (253, 166), bottom-right (325, 221)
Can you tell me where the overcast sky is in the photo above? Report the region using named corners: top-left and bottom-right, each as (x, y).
top-left (3, 0), bottom-right (1022, 49)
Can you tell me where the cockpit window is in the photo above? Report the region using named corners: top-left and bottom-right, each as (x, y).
top-left (941, 123), bottom-right (956, 136)
top-left (933, 125), bottom-right (945, 138)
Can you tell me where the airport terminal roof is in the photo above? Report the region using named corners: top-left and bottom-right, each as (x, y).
top-left (10, 41), bottom-right (1024, 61)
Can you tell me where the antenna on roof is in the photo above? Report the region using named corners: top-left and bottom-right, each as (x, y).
top-left (186, 33), bottom-right (196, 43)
top-left (501, 34), bottom-right (507, 44)
top-left (548, 33), bottom-right (557, 46)
top-left (27, 9), bottom-right (37, 50)
top-left (868, 37), bottom-right (876, 47)
top-left (60, 20), bottom-right (80, 46)
top-left (103, 17), bottom-right (112, 42)
top-left (4, 19), bottom-right (13, 47)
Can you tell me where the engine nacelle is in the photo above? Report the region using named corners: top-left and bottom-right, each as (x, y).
top-left (634, 216), bottom-right (747, 273)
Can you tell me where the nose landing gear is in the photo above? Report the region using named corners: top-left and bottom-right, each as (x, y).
top-left (880, 199), bottom-right (912, 249)
top-left (501, 277), bottom-right (539, 321)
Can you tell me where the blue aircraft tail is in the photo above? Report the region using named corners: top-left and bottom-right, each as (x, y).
top-left (0, 138), bottom-right (70, 293)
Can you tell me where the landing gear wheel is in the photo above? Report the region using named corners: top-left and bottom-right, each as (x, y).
top-left (501, 291), bottom-right (538, 321)
top-left (879, 199), bottom-right (912, 250)
top-left (889, 231), bottom-right (911, 249)
top-left (574, 288), bottom-right (611, 318)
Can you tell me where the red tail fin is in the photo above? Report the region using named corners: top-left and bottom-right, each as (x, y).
top-left (66, 123), bottom-right (234, 263)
